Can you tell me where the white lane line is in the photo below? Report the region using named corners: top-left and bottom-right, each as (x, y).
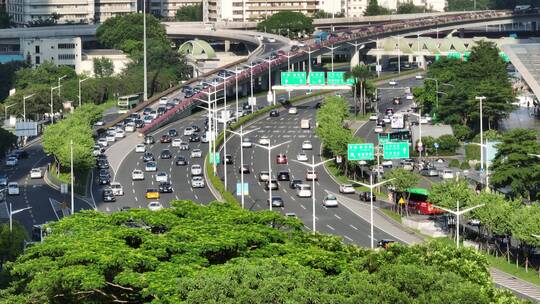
top-left (300, 204), bottom-right (306, 210)
top-left (344, 235), bottom-right (354, 242)
top-left (194, 194), bottom-right (199, 200)
top-left (349, 224), bottom-right (358, 230)
top-left (134, 196), bottom-right (138, 201)
top-left (326, 224), bottom-right (335, 231)
top-left (334, 214), bottom-right (342, 220)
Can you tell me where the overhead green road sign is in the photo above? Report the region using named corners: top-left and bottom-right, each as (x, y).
top-left (327, 72), bottom-right (355, 85)
top-left (383, 142), bottom-right (409, 159)
top-left (281, 72), bottom-right (307, 86)
top-left (348, 143), bottom-right (374, 160)
top-left (209, 152), bottom-right (220, 164)
top-left (309, 72), bottom-right (325, 85)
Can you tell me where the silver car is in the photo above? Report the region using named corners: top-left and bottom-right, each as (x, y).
top-left (191, 176), bottom-right (205, 188)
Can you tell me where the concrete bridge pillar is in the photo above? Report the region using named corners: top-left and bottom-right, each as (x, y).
top-left (408, 55), bottom-right (414, 63)
top-left (317, 55), bottom-right (322, 65)
top-left (350, 49), bottom-right (360, 69)
top-left (224, 40), bottom-right (231, 52)
top-left (416, 55), bottom-right (426, 70)
top-left (302, 61), bottom-right (305, 72)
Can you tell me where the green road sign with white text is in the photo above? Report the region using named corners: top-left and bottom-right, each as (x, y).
top-left (209, 152), bottom-right (220, 164)
top-left (327, 72), bottom-right (354, 85)
top-left (309, 72), bottom-right (325, 85)
top-left (383, 142), bottom-right (409, 159)
top-left (281, 72), bottom-right (307, 86)
top-left (348, 143), bottom-right (374, 160)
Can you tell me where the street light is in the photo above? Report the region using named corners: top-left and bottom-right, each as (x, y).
top-left (9, 202), bottom-right (32, 233)
top-left (228, 126), bottom-right (259, 209)
top-left (432, 202), bottom-right (484, 248)
top-left (292, 156), bottom-right (335, 232)
top-left (217, 110), bottom-right (236, 190)
top-left (254, 140), bottom-right (291, 211)
top-left (257, 56), bottom-right (274, 105)
top-left (143, 0), bottom-right (148, 100)
top-left (346, 42), bottom-right (365, 69)
top-left (471, 142), bottom-right (490, 189)
top-left (325, 44), bottom-right (340, 72)
top-left (22, 94), bottom-right (35, 122)
top-left (50, 85), bottom-right (61, 123)
top-left (4, 103), bottom-right (16, 123)
top-left (409, 110), bottom-right (424, 161)
top-left (349, 176), bottom-right (395, 249)
top-left (243, 62), bottom-right (257, 112)
top-left (57, 74), bottom-right (67, 101)
top-left (304, 47), bottom-right (316, 74)
top-left (78, 77), bottom-right (89, 107)
top-left (390, 35), bottom-right (402, 74)
top-left (225, 67), bottom-right (241, 119)
top-left (70, 139), bottom-right (75, 214)
top-left (475, 96), bottom-right (486, 172)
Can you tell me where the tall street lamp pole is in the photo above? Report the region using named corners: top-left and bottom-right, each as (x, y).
top-left (471, 142), bottom-right (490, 189)
top-left (22, 94), bottom-right (35, 122)
top-left (225, 67), bottom-right (241, 119)
top-left (58, 74), bottom-right (67, 100)
top-left (346, 42), bottom-right (365, 70)
top-left (258, 56), bottom-right (274, 105)
top-left (409, 110), bottom-right (423, 161)
top-left (349, 176), bottom-right (395, 249)
top-left (4, 103), bottom-right (16, 123)
top-left (70, 139), bottom-right (75, 215)
top-left (143, 0), bottom-right (148, 100)
top-left (475, 96), bottom-right (486, 172)
top-left (78, 77), bottom-right (89, 107)
top-left (433, 202), bottom-right (484, 248)
top-left (292, 156), bottom-right (335, 232)
top-left (255, 140), bottom-right (291, 211)
top-left (326, 44), bottom-right (340, 72)
top-left (9, 202), bottom-right (32, 233)
top-left (50, 85), bottom-right (61, 123)
top-left (305, 47), bottom-right (316, 74)
top-left (243, 62), bottom-right (257, 112)
top-left (228, 126), bottom-right (259, 208)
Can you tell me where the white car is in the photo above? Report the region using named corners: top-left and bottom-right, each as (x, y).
top-left (382, 160), bottom-right (393, 168)
top-left (339, 184), bottom-right (355, 194)
top-left (7, 182), bottom-right (19, 195)
top-left (191, 176), bottom-right (205, 188)
top-left (190, 149), bottom-right (202, 158)
top-left (155, 172), bottom-right (168, 183)
top-left (97, 138), bottom-right (108, 147)
top-left (135, 144), bottom-right (146, 153)
top-left (201, 134), bottom-right (209, 143)
top-left (5, 156), bottom-right (17, 166)
top-left (267, 37), bottom-right (276, 43)
top-left (148, 201), bottom-right (163, 211)
top-left (389, 79), bottom-right (397, 86)
top-left (115, 130), bottom-right (125, 138)
top-left (94, 121), bottom-right (105, 126)
top-left (323, 194), bottom-right (339, 207)
top-left (145, 161), bottom-right (157, 172)
top-left (132, 169), bottom-right (144, 180)
top-left (159, 97), bottom-right (168, 105)
top-left (125, 123), bottom-right (136, 132)
top-left (297, 153), bottom-right (308, 162)
top-left (442, 169), bottom-right (454, 180)
top-left (288, 107), bottom-right (298, 114)
top-left (30, 168), bottom-right (42, 179)
top-left (374, 126), bottom-right (384, 133)
top-left (419, 117), bottom-right (429, 124)
top-left (258, 136), bottom-right (270, 146)
top-left (297, 184), bottom-right (312, 197)
top-left (301, 141), bottom-right (312, 150)
top-left (172, 138), bottom-right (183, 147)
top-left (242, 138), bottom-right (252, 148)
top-left (415, 74), bottom-right (424, 80)
top-left (110, 182), bottom-right (124, 196)
top-left (183, 127), bottom-right (194, 136)
top-left (383, 116), bottom-right (391, 124)
top-left (369, 113), bottom-right (378, 121)
top-left (405, 93), bottom-right (414, 100)
top-left (191, 164), bottom-right (202, 176)
top-left (106, 134), bottom-right (116, 142)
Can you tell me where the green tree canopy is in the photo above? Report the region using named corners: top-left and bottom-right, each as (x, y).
top-left (397, 1), bottom-right (428, 13)
top-left (0, 201), bottom-right (522, 303)
top-left (93, 57), bottom-right (114, 78)
top-left (0, 8), bottom-right (11, 29)
top-left (428, 179), bottom-right (475, 210)
top-left (175, 4), bottom-right (203, 21)
top-left (385, 168), bottom-right (420, 194)
top-left (0, 127), bottom-right (17, 156)
top-left (256, 12), bottom-right (314, 37)
top-left (364, 0), bottom-right (391, 16)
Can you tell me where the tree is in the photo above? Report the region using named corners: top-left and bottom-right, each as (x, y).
top-left (0, 222), bottom-right (27, 269)
top-left (447, 0), bottom-right (489, 11)
top-left (93, 57), bottom-right (114, 78)
top-left (0, 8), bottom-right (11, 28)
top-left (428, 179), bottom-right (475, 210)
top-left (490, 128), bottom-right (540, 200)
top-left (312, 10), bottom-right (343, 19)
top-left (385, 169), bottom-right (420, 215)
top-left (345, 64), bottom-right (374, 116)
top-left (397, 1), bottom-right (428, 13)
top-left (509, 204), bottom-right (540, 272)
top-left (0, 127), bottom-right (17, 156)
top-left (364, 0), bottom-right (391, 16)
top-left (256, 12), bottom-right (314, 37)
top-left (175, 4), bottom-right (203, 21)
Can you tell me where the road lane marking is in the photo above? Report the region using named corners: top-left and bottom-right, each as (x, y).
top-left (326, 224), bottom-right (335, 231)
top-left (300, 204), bottom-right (306, 210)
top-left (349, 224), bottom-right (358, 230)
top-left (334, 214), bottom-right (342, 220)
top-left (344, 235), bottom-right (354, 242)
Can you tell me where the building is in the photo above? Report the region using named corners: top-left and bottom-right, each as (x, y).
top-left (378, 0), bottom-right (446, 12)
top-left (206, 0), bottom-right (318, 22)
top-left (7, 0), bottom-right (136, 26)
top-left (149, 0), bottom-right (200, 18)
top-left (318, 0), bottom-right (447, 18)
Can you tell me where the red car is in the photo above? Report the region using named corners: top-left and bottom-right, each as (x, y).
top-left (160, 134), bottom-right (172, 143)
top-left (276, 154), bottom-right (287, 164)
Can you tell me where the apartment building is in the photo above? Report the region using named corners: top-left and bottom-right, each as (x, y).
top-left (21, 37), bottom-right (82, 69)
top-left (149, 0), bottom-right (200, 18)
top-left (206, 0), bottom-right (318, 22)
top-left (319, 0), bottom-right (447, 18)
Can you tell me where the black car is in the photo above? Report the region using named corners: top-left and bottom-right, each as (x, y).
top-left (157, 107), bottom-right (166, 116)
top-left (269, 110), bottom-right (279, 117)
top-left (143, 152), bottom-right (155, 162)
top-left (130, 113), bottom-right (141, 120)
top-left (120, 206), bottom-right (131, 211)
top-left (160, 149), bottom-right (172, 159)
top-left (184, 91), bottom-right (195, 98)
top-left (159, 182), bottom-right (173, 193)
top-left (181, 85), bottom-right (191, 92)
top-left (359, 191), bottom-right (376, 202)
top-left (165, 103), bottom-right (175, 111)
top-left (191, 125), bottom-right (200, 132)
top-left (160, 134), bottom-right (172, 143)
top-left (175, 155), bottom-right (188, 166)
top-left (144, 135), bottom-right (155, 145)
top-left (267, 196), bottom-right (284, 208)
top-left (224, 154), bottom-right (233, 165)
top-left (291, 45), bottom-right (300, 52)
top-left (189, 134), bottom-right (200, 142)
top-left (277, 171), bottom-right (290, 181)
top-left (98, 174), bottom-right (110, 185)
top-left (96, 154), bottom-right (107, 162)
top-left (376, 119), bottom-right (386, 127)
top-left (315, 102), bottom-right (322, 109)
top-left (102, 188), bottom-right (116, 202)
top-left (238, 165), bottom-right (250, 174)
top-left (134, 119), bottom-right (144, 128)
top-left (168, 129), bottom-right (178, 137)
top-left (97, 159), bottom-right (109, 169)
top-left (290, 179), bottom-right (303, 189)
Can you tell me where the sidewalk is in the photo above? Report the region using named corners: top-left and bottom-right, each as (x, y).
top-left (490, 268), bottom-right (540, 302)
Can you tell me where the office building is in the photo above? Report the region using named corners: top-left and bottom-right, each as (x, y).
top-left (149, 0), bottom-right (200, 18)
top-left (318, 0), bottom-right (447, 18)
top-left (206, 0), bottom-right (318, 22)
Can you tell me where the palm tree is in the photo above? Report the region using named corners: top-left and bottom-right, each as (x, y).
top-left (345, 64), bottom-right (374, 116)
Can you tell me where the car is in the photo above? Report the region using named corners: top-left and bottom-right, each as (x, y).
top-left (276, 154), bottom-right (288, 164)
top-left (267, 37), bottom-right (276, 43)
top-left (385, 108), bottom-right (395, 116)
top-left (301, 141), bottom-right (313, 150)
top-left (115, 129), bottom-right (125, 138)
top-left (135, 144), bottom-right (146, 153)
top-left (175, 156), bottom-right (188, 166)
top-left (160, 149), bottom-right (172, 159)
top-left (190, 149), bottom-right (202, 158)
top-left (381, 160), bottom-right (393, 168)
top-left (442, 169), bottom-right (454, 180)
top-left (306, 170), bottom-right (318, 181)
top-left (184, 127), bottom-right (194, 136)
top-left (159, 96), bottom-right (168, 105)
top-left (148, 201), bottom-right (163, 211)
top-left (159, 181), bottom-right (173, 193)
top-left (12, 150), bottom-right (28, 159)
top-left (143, 115), bottom-right (153, 124)
top-left (106, 133), bottom-right (116, 142)
top-left (238, 164), bottom-right (250, 174)
top-left (267, 196), bottom-right (284, 208)
top-left (98, 172), bottom-right (110, 185)
top-left (468, 219), bottom-right (481, 226)
top-left (405, 93), bottom-right (414, 100)
top-left (143, 152), bottom-right (154, 162)
top-left (97, 159), bottom-right (109, 169)
top-left (160, 134), bottom-right (172, 143)
top-left (290, 179), bottom-right (303, 189)
top-left (179, 142), bottom-right (189, 150)
top-left (191, 176), bottom-right (205, 188)
top-left (155, 172), bottom-right (168, 183)
top-left (389, 79), bottom-right (397, 86)
top-left (297, 184), bottom-right (312, 197)
top-left (372, 165), bottom-right (384, 175)
top-left (374, 125), bottom-right (384, 133)
top-left (377, 239), bottom-right (396, 249)
top-left (102, 188), bottom-right (116, 202)
top-left (296, 153), bottom-right (308, 162)
top-left (146, 188), bottom-right (160, 199)
top-left (339, 184), bottom-right (355, 194)
top-left (242, 138), bottom-right (252, 148)
top-left (288, 107), bottom-right (298, 114)
top-left (94, 121), bottom-right (105, 126)
top-left (393, 97), bottom-right (401, 105)
top-left (201, 133), bottom-right (209, 143)
top-left (132, 169), bottom-right (144, 180)
top-left (359, 191), bottom-right (376, 202)
top-left (258, 136), bottom-right (270, 146)
top-left (401, 160), bottom-right (414, 171)
top-left (382, 115), bottom-right (391, 124)
top-left (191, 164), bottom-right (202, 176)
top-left (172, 138), bottom-right (183, 147)
top-left (125, 123), bottom-right (136, 132)
top-left (369, 113), bottom-right (378, 121)
top-left (224, 154), bottom-right (233, 165)
top-left (145, 161), bottom-right (157, 172)
top-left (258, 171), bottom-right (270, 182)
top-left (269, 110), bottom-right (280, 117)
top-left (110, 182), bottom-right (124, 196)
top-left (5, 156), bottom-right (17, 166)
top-left (285, 212), bottom-right (297, 218)
top-left (415, 74), bottom-right (424, 80)
top-left (265, 179), bottom-right (279, 190)
top-left (30, 168), bottom-right (43, 179)
top-left (93, 145), bottom-right (104, 156)
top-left (277, 171), bottom-right (290, 181)
top-left (191, 125), bottom-right (200, 132)
top-left (189, 134), bottom-right (200, 142)
top-left (7, 182), bottom-right (19, 195)
top-left (323, 194), bottom-right (339, 207)
top-left (420, 167), bottom-right (439, 177)
top-left (0, 175), bottom-right (7, 186)
top-left (97, 138), bottom-right (108, 147)
top-left (144, 135), bottom-right (155, 145)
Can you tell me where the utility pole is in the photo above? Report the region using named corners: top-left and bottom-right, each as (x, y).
top-left (228, 126), bottom-right (259, 209)
top-left (78, 77), bottom-right (89, 107)
top-left (70, 139), bottom-right (74, 215)
top-left (475, 96), bottom-right (486, 172)
top-left (22, 94), bottom-right (35, 122)
top-left (143, 0), bottom-right (148, 101)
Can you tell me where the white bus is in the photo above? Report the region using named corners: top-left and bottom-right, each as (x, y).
top-left (118, 94), bottom-right (142, 114)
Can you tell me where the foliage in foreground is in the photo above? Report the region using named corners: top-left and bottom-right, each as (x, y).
top-left (0, 201), bottom-right (521, 303)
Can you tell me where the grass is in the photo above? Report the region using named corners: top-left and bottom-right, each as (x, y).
top-left (322, 62), bottom-right (351, 69)
top-left (380, 208), bottom-right (402, 224)
top-left (486, 254), bottom-right (540, 287)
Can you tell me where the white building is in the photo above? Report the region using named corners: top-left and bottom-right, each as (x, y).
top-left (206, 0), bottom-right (318, 22)
top-left (378, 0), bottom-right (446, 12)
top-left (149, 0), bottom-right (200, 18)
top-left (7, 0), bottom-right (136, 26)
top-left (318, 0), bottom-right (447, 18)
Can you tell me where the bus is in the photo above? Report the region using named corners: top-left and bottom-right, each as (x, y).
top-left (378, 130), bottom-right (411, 142)
top-left (403, 188), bottom-right (445, 215)
top-left (118, 94), bottom-right (142, 114)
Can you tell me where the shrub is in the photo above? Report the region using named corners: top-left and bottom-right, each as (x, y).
top-left (452, 125), bottom-right (472, 141)
top-left (460, 161), bottom-right (471, 170)
top-left (437, 134), bottom-right (460, 153)
top-left (449, 159), bottom-right (460, 168)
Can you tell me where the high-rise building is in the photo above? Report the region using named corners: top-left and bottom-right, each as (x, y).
top-left (149, 0), bottom-right (200, 18)
top-left (318, 0), bottom-right (447, 18)
top-left (206, 0), bottom-right (318, 22)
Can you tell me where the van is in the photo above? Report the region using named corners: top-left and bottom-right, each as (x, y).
top-left (300, 119), bottom-right (310, 129)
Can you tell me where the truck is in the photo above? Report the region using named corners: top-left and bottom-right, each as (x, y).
top-left (390, 113), bottom-right (404, 129)
top-left (300, 119), bottom-right (311, 129)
